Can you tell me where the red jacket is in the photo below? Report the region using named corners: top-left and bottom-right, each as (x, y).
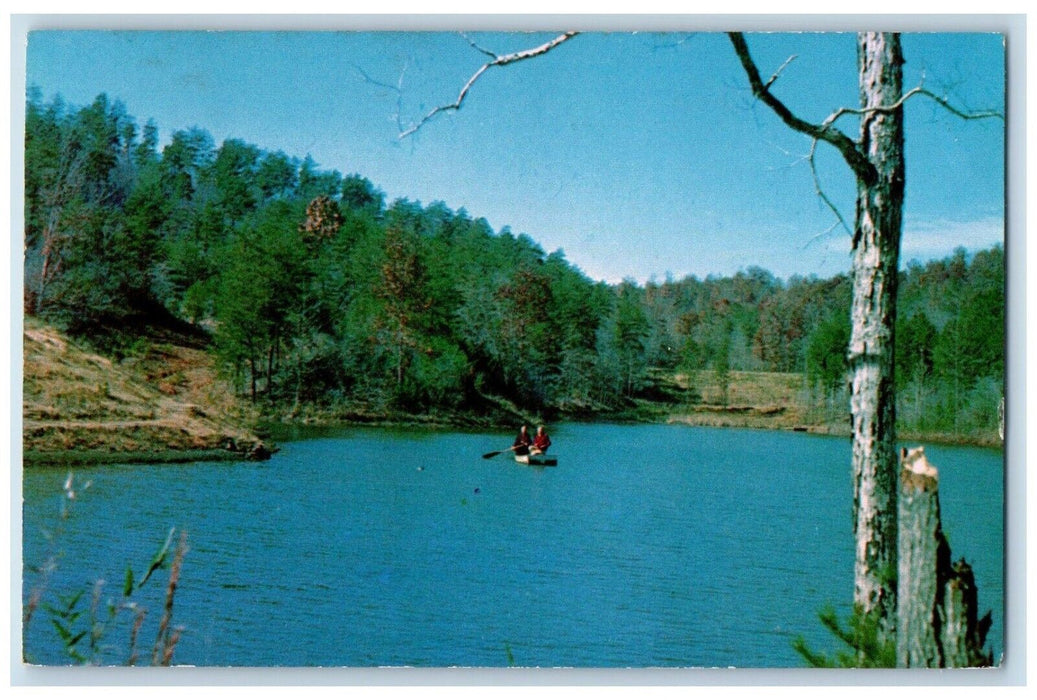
top-left (513, 431), bottom-right (532, 454)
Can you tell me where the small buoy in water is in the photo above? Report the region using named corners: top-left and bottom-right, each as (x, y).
top-left (474, 487), bottom-right (481, 494)
top-left (417, 466), bottom-right (424, 471)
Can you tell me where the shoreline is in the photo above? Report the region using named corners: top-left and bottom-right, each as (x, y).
top-left (21, 402), bottom-right (1002, 468)
top-left (22, 320), bottom-right (1001, 467)
top-left (23, 448), bottom-right (246, 467)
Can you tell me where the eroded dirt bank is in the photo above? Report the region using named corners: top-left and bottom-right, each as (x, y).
top-left (22, 319), bottom-right (270, 465)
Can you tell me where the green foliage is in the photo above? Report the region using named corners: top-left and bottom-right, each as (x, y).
top-left (711, 319), bottom-right (732, 406)
top-left (792, 605), bottom-right (896, 668)
top-left (45, 590), bottom-right (88, 663)
top-left (24, 91), bottom-right (162, 323)
top-left (612, 281), bottom-right (651, 397)
top-left (24, 473), bottom-right (187, 666)
top-left (23, 91), bottom-right (1004, 434)
top-left (341, 173), bottom-right (384, 213)
top-left (896, 312), bottom-right (936, 389)
top-left (806, 311), bottom-right (850, 393)
top-left (137, 527), bottom-right (176, 589)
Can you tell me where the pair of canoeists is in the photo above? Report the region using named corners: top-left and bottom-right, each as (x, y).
top-left (482, 426), bottom-right (558, 466)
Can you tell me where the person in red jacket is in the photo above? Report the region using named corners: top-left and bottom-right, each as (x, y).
top-left (531, 425), bottom-right (552, 455)
top-left (512, 425), bottom-right (532, 456)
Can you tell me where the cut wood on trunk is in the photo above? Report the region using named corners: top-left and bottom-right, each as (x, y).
top-left (896, 446), bottom-right (993, 667)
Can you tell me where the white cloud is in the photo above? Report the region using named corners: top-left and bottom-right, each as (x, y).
top-left (901, 215), bottom-right (1004, 264)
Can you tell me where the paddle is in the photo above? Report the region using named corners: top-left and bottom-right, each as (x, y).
top-left (482, 446), bottom-right (515, 459)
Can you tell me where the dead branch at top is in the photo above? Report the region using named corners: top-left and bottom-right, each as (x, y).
top-left (764, 54), bottom-right (798, 91)
top-left (807, 138), bottom-right (854, 239)
top-left (810, 88), bottom-right (1000, 242)
top-left (461, 33), bottom-right (499, 60)
top-left (399, 31), bottom-right (579, 139)
top-left (728, 31), bottom-right (1003, 241)
top-left (822, 85), bottom-right (1005, 129)
top-left (356, 63), bottom-right (408, 135)
top-left (727, 32), bottom-right (874, 183)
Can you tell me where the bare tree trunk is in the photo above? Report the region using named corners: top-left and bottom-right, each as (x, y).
top-left (849, 32), bottom-right (905, 624)
top-left (727, 31), bottom-right (905, 627)
top-left (896, 450), bottom-right (945, 666)
top-left (897, 447), bottom-right (993, 667)
top-left (940, 559), bottom-right (994, 667)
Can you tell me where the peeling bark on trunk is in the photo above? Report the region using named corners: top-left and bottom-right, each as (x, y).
top-left (897, 447), bottom-right (993, 667)
top-left (850, 32), bottom-right (905, 624)
top-left (896, 459), bottom-right (945, 666)
top-left (940, 559), bottom-right (994, 667)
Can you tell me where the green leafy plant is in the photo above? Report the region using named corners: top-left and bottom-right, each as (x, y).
top-left (24, 473), bottom-right (188, 666)
top-left (792, 605), bottom-right (896, 668)
top-left (44, 590), bottom-right (88, 663)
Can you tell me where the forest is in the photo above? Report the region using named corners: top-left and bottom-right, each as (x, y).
top-left (23, 90), bottom-right (1005, 439)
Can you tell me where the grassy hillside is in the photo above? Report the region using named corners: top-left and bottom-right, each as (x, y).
top-left (23, 317), bottom-right (269, 464)
top-left (667, 370), bottom-right (819, 429)
top-left (628, 369), bottom-right (845, 435)
top-left (656, 369), bottom-right (1000, 446)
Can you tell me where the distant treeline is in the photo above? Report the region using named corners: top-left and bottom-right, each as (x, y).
top-left (24, 91), bottom-right (1004, 435)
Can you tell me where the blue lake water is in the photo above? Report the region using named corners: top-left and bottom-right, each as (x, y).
top-left (21, 424), bottom-right (1004, 668)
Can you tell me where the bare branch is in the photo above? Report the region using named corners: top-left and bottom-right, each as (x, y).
top-left (394, 63), bottom-right (409, 134)
top-left (730, 31), bottom-right (1000, 238)
top-left (727, 32), bottom-right (875, 183)
top-left (651, 33), bottom-right (697, 50)
top-left (762, 140), bottom-right (810, 171)
top-left (808, 137), bottom-right (854, 238)
top-left (823, 85), bottom-right (1004, 128)
top-left (461, 32), bottom-right (499, 60)
top-left (727, 36), bottom-right (855, 243)
top-left (400, 31), bottom-right (579, 139)
top-left (805, 219), bottom-right (845, 252)
top-left (913, 86), bottom-right (1005, 121)
top-left (764, 54), bottom-right (798, 91)
top-left (356, 62), bottom-right (409, 134)
top-left (355, 64), bottom-right (399, 94)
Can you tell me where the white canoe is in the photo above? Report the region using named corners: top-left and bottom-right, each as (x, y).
top-left (515, 453), bottom-right (558, 466)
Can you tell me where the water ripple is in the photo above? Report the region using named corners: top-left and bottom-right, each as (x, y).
top-left (21, 424), bottom-right (1003, 667)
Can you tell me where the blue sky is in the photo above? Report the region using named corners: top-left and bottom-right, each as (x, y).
top-left (20, 27), bottom-right (1006, 284)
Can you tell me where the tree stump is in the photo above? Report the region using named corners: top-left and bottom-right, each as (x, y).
top-left (940, 559), bottom-right (994, 667)
top-left (896, 447), bottom-right (993, 667)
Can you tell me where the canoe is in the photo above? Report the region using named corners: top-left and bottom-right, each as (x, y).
top-left (515, 453), bottom-right (558, 467)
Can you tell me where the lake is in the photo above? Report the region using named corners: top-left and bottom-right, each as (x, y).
top-left (21, 423), bottom-right (1004, 668)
